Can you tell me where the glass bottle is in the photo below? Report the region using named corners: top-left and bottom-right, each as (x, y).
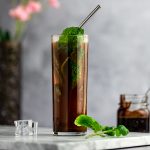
top-left (117, 94), bottom-right (149, 132)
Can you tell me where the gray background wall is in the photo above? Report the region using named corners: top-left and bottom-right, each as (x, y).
top-left (0, 0), bottom-right (150, 127)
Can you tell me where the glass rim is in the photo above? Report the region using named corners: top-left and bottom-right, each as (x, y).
top-left (51, 34), bottom-right (89, 42)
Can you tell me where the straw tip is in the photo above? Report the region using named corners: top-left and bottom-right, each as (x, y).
top-left (97, 4), bottom-right (101, 8)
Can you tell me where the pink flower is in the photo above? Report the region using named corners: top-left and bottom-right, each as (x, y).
top-left (9, 5), bottom-right (30, 21)
top-left (26, 0), bottom-right (42, 14)
top-left (9, 1), bottom-right (42, 22)
top-left (48, 0), bottom-right (60, 8)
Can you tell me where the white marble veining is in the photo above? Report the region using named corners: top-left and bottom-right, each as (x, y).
top-left (1, 0), bottom-right (150, 127)
top-left (0, 126), bottom-right (150, 150)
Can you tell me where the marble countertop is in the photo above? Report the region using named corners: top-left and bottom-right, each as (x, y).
top-left (1, 126), bottom-right (150, 150)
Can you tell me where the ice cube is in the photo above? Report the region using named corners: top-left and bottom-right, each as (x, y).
top-left (14, 120), bottom-right (33, 136)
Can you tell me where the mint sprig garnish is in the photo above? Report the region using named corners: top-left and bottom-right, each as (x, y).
top-left (74, 115), bottom-right (129, 138)
top-left (69, 60), bottom-right (80, 88)
top-left (61, 27), bottom-right (84, 37)
top-left (59, 27), bottom-right (85, 88)
top-left (75, 115), bottom-right (102, 133)
top-left (59, 27), bottom-right (84, 54)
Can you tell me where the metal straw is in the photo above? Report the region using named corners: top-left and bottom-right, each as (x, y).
top-left (145, 88), bottom-right (150, 96)
top-left (143, 88), bottom-right (150, 103)
top-left (79, 5), bottom-right (101, 28)
top-left (146, 88), bottom-right (150, 101)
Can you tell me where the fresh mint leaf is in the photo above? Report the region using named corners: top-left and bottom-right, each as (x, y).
top-left (70, 48), bottom-right (84, 64)
top-left (69, 60), bottom-right (79, 88)
top-left (105, 130), bottom-right (116, 136)
top-left (74, 114), bottom-right (102, 133)
top-left (59, 27), bottom-right (85, 88)
top-left (115, 128), bottom-right (121, 137)
top-left (60, 58), bottom-right (80, 88)
top-left (74, 115), bottom-right (129, 138)
top-left (61, 27), bottom-right (84, 35)
top-left (103, 125), bottom-right (129, 137)
top-left (116, 125), bottom-right (129, 136)
top-left (59, 27), bottom-right (84, 54)
top-left (102, 126), bottom-right (113, 131)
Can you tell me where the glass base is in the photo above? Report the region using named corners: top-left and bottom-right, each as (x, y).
top-left (53, 131), bottom-right (86, 136)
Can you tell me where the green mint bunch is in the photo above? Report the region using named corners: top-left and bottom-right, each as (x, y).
top-left (59, 27), bottom-right (85, 88)
top-left (69, 60), bottom-right (80, 88)
top-left (59, 27), bottom-right (84, 54)
top-left (74, 115), bottom-right (129, 138)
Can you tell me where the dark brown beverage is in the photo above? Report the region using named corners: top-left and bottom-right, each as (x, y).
top-left (118, 117), bottom-right (149, 132)
top-left (51, 35), bottom-right (88, 135)
top-left (117, 94), bottom-right (150, 133)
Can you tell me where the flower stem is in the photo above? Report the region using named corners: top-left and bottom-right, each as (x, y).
top-left (14, 20), bottom-right (25, 42)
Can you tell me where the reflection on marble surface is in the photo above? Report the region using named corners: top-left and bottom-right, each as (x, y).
top-left (0, 126), bottom-right (150, 150)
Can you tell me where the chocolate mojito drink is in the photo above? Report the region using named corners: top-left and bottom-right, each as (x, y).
top-left (51, 27), bottom-right (88, 135)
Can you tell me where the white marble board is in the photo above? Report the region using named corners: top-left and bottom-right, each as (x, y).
top-left (0, 126), bottom-right (150, 150)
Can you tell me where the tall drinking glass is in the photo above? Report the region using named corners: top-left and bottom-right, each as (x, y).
top-left (51, 35), bottom-right (88, 135)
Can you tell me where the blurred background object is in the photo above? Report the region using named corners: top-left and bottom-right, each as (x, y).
top-left (0, 30), bottom-right (21, 125)
top-left (0, 0), bottom-right (60, 125)
top-left (0, 0), bottom-right (150, 127)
